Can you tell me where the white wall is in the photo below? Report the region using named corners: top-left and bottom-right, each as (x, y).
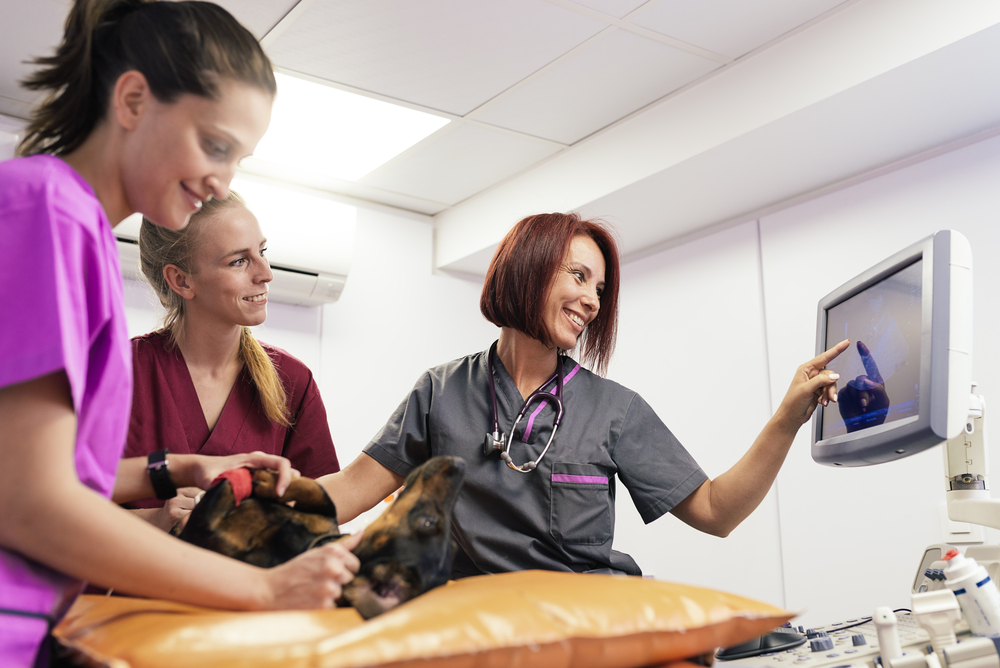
top-left (0, 115), bottom-right (20, 159)
top-left (609, 220), bottom-right (784, 606)
top-left (317, 206), bottom-right (499, 460)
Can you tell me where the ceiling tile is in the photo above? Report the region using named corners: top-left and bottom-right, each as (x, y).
top-left (265, 0), bottom-right (608, 116)
top-left (0, 0), bottom-right (66, 107)
top-left (472, 29), bottom-right (719, 144)
top-left (359, 122), bottom-right (562, 205)
top-left (629, 0), bottom-right (849, 59)
top-left (212, 0), bottom-right (299, 40)
top-left (564, 0), bottom-right (649, 19)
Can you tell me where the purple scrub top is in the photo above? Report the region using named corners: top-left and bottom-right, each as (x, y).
top-left (0, 155), bottom-right (132, 667)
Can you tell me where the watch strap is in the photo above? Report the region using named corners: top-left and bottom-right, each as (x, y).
top-left (147, 449), bottom-right (177, 500)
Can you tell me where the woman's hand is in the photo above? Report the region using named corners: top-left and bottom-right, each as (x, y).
top-left (258, 531), bottom-right (364, 610)
top-left (176, 451), bottom-right (300, 497)
top-left (774, 339), bottom-right (850, 431)
top-left (134, 487), bottom-right (202, 532)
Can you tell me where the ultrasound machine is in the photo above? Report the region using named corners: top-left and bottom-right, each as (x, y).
top-left (718, 230), bottom-right (1000, 668)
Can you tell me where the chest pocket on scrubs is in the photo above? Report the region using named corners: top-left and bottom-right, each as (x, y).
top-left (549, 462), bottom-right (612, 545)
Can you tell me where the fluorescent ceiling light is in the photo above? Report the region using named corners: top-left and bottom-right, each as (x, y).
top-left (251, 72), bottom-right (450, 181)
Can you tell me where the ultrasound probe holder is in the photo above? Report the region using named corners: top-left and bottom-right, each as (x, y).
top-left (945, 392), bottom-right (998, 530)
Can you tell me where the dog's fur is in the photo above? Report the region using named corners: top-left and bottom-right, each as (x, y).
top-left (175, 456), bottom-right (465, 618)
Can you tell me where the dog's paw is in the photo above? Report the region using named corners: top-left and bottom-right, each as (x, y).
top-left (250, 469), bottom-right (281, 500)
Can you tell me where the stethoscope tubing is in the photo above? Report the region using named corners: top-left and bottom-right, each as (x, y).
top-left (485, 340), bottom-right (564, 473)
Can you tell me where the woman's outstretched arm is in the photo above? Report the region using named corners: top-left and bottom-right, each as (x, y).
top-left (319, 453), bottom-right (405, 525)
top-left (670, 339), bottom-right (849, 537)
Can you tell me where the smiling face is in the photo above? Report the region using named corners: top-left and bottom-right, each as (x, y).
top-left (542, 235), bottom-right (606, 351)
top-left (183, 203), bottom-right (273, 328)
top-left (121, 77), bottom-right (272, 231)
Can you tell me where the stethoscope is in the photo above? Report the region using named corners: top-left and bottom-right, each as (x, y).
top-left (483, 341), bottom-right (564, 473)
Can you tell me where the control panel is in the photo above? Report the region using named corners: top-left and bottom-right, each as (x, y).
top-left (719, 612), bottom-right (937, 668)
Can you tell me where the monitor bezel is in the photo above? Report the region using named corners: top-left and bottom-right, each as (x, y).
top-left (812, 232), bottom-right (959, 466)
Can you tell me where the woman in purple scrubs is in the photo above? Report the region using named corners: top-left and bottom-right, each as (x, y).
top-left (0, 2), bottom-right (360, 665)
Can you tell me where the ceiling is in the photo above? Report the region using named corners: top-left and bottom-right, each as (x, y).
top-left (2, 0), bottom-right (1000, 275)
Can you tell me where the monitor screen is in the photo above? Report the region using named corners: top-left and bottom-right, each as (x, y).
top-left (821, 259), bottom-right (922, 440)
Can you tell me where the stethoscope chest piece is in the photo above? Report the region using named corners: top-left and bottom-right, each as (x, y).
top-left (483, 432), bottom-right (506, 456)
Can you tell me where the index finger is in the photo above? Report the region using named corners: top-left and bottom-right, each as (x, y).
top-left (809, 338), bottom-right (850, 370)
top-left (857, 340), bottom-right (884, 384)
top-left (335, 528), bottom-right (365, 554)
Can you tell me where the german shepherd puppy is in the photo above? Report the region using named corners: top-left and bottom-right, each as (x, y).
top-left (175, 456), bottom-right (466, 619)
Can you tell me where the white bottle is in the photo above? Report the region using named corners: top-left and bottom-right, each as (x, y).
top-left (943, 548), bottom-right (1000, 638)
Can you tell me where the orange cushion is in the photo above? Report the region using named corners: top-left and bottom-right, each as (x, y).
top-left (54, 571), bottom-right (792, 668)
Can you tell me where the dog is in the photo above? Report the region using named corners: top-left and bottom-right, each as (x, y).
top-left (175, 456), bottom-right (466, 619)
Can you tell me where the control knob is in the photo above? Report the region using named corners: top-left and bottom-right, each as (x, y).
top-left (810, 637), bottom-right (834, 652)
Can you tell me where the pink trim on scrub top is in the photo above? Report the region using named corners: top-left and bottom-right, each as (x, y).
top-left (521, 362), bottom-right (580, 441)
top-left (551, 474), bottom-right (608, 484)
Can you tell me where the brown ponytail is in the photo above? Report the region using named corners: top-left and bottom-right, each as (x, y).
top-left (138, 192), bottom-right (291, 427)
top-left (18, 0), bottom-right (276, 157)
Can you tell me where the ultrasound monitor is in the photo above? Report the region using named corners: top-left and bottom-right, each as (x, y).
top-left (812, 230), bottom-right (972, 466)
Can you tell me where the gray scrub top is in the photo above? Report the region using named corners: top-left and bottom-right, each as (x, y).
top-left (364, 346), bottom-right (707, 577)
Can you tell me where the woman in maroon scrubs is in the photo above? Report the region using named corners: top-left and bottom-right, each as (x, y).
top-left (126, 192), bottom-right (341, 530)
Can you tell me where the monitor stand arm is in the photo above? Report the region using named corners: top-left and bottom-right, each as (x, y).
top-left (944, 387), bottom-right (997, 529)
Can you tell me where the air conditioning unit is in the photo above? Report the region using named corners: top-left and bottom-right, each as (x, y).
top-left (115, 177), bottom-right (356, 307)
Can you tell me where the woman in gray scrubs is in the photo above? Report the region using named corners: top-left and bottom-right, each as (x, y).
top-left (320, 212), bottom-right (846, 577)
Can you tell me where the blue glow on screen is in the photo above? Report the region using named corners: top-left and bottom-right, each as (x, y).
top-left (821, 259), bottom-right (922, 440)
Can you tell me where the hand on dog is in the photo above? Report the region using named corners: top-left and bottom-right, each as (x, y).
top-left (261, 529), bottom-right (365, 610)
top-left (132, 487), bottom-right (202, 532)
top-left (184, 451), bottom-right (300, 497)
top-left (156, 487), bottom-right (202, 532)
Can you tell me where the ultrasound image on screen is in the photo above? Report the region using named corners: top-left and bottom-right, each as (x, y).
top-left (821, 259), bottom-right (922, 440)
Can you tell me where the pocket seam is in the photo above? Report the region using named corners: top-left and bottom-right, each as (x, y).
top-left (549, 463), bottom-right (612, 546)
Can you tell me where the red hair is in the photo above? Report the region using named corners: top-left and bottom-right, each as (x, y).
top-left (480, 212), bottom-right (620, 376)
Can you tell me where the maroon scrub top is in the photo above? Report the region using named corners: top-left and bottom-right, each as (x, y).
top-left (125, 330), bottom-right (340, 507)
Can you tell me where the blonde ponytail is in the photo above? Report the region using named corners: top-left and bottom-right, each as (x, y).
top-left (239, 327), bottom-right (292, 427)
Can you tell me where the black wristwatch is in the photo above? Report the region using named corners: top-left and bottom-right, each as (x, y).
top-left (147, 449), bottom-right (177, 500)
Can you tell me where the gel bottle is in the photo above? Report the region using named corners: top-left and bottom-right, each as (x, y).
top-left (943, 548), bottom-right (1000, 638)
